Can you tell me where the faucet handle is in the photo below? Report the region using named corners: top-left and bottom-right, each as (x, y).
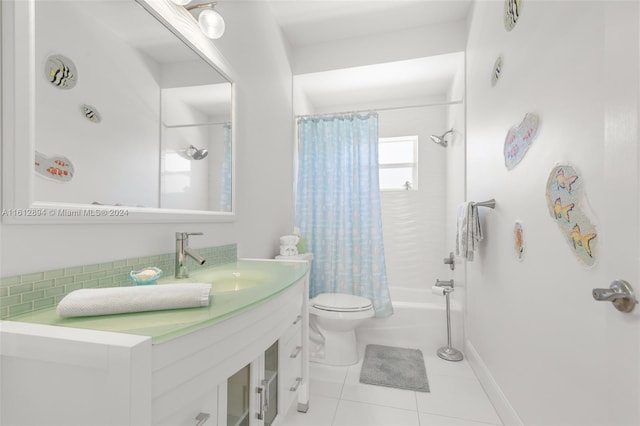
top-left (176, 232), bottom-right (204, 240)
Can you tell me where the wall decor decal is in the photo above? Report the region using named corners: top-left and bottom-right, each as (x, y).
top-left (545, 164), bottom-right (597, 266)
top-left (504, 0), bottom-right (522, 31)
top-left (491, 56), bottom-right (503, 86)
top-left (504, 113), bottom-right (540, 169)
top-left (45, 54), bottom-right (77, 89)
top-left (514, 221), bottom-right (525, 261)
top-left (81, 104), bottom-right (101, 123)
top-left (35, 151), bottom-right (75, 182)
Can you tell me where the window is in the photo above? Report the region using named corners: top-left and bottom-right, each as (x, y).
top-left (378, 136), bottom-right (418, 190)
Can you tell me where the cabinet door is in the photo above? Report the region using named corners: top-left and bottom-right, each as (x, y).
top-left (224, 364), bottom-right (252, 426)
top-left (263, 341), bottom-right (279, 426)
top-left (221, 341), bottom-right (279, 426)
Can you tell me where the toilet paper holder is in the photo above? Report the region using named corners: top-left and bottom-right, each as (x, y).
top-left (435, 279), bottom-right (454, 290)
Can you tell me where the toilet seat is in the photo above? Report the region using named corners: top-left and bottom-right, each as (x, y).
top-left (311, 293), bottom-right (373, 312)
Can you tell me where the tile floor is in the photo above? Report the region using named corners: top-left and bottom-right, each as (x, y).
top-left (280, 343), bottom-right (502, 426)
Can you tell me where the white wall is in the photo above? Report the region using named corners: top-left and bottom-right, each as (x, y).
top-left (465, 1), bottom-right (636, 424)
top-left (0, 0), bottom-right (294, 276)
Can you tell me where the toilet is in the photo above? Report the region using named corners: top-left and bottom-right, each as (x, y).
top-left (308, 293), bottom-right (375, 366)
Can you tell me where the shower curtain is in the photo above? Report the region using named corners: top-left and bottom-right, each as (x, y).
top-left (219, 123), bottom-right (232, 212)
top-left (295, 112), bottom-right (392, 317)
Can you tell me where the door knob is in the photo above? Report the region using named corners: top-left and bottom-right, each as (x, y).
top-left (592, 280), bottom-right (637, 313)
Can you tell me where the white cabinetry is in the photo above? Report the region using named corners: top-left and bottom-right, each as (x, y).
top-left (0, 269), bottom-right (309, 426)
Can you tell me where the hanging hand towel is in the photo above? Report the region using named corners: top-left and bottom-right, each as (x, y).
top-left (456, 202), bottom-right (483, 261)
top-left (57, 283), bottom-right (211, 318)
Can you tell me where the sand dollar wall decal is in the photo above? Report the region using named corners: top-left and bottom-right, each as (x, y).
top-left (545, 164), bottom-right (597, 266)
top-left (504, 0), bottom-right (522, 31)
top-left (504, 113), bottom-right (540, 169)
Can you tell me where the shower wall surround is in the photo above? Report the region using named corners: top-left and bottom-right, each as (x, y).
top-left (0, 244), bottom-right (236, 319)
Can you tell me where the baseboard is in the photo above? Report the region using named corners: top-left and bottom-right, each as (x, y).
top-left (465, 340), bottom-right (523, 426)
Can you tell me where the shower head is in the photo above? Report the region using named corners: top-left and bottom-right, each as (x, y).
top-left (186, 145), bottom-right (209, 160)
top-left (430, 129), bottom-right (454, 147)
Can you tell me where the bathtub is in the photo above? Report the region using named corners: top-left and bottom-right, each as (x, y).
top-left (356, 286), bottom-right (464, 352)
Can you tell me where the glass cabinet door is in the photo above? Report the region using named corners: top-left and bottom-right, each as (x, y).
top-left (224, 341), bottom-right (279, 426)
top-left (227, 365), bottom-right (250, 426)
top-left (263, 341), bottom-right (278, 426)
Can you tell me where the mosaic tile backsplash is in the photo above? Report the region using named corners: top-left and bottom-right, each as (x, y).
top-left (0, 244), bottom-right (237, 319)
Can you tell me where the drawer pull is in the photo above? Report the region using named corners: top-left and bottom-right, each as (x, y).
top-left (290, 345), bottom-right (302, 358)
top-left (195, 412), bottom-right (210, 426)
top-left (292, 315), bottom-right (302, 325)
top-left (289, 377), bottom-right (303, 392)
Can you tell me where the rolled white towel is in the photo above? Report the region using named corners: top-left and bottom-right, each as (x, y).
top-left (57, 283), bottom-right (211, 318)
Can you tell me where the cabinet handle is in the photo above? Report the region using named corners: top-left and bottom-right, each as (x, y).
top-left (290, 345), bottom-right (302, 358)
top-left (289, 377), bottom-right (302, 392)
top-left (292, 315), bottom-right (302, 325)
top-left (195, 412), bottom-right (210, 426)
top-left (256, 386), bottom-right (264, 420)
top-left (262, 379), bottom-right (270, 413)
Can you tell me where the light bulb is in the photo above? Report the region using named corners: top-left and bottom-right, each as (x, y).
top-left (170, 0), bottom-right (191, 5)
top-left (198, 8), bottom-right (225, 39)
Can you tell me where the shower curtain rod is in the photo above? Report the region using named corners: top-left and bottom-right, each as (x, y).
top-left (163, 121), bottom-right (230, 129)
top-left (295, 99), bottom-right (463, 120)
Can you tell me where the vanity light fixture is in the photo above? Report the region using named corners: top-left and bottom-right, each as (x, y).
top-left (171, 0), bottom-right (226, 39)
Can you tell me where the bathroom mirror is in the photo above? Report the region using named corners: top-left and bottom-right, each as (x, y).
top-left (1, 0), bottom-right (236, 223)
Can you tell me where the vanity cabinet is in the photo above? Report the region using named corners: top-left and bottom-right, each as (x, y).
top-left (0, 264), bottom-right (310, 426)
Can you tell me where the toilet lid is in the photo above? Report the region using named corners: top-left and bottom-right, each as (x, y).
top-left (311, 293), bottom-right (373, 312)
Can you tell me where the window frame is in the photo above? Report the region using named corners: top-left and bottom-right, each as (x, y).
top-left (378, 135), bottom-right (419, 191)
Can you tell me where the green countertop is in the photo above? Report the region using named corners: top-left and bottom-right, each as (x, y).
top-left (6, 260), bottom-right (309, 343)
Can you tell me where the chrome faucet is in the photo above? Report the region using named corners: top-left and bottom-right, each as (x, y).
top-left (175, 232), bottom-right (206, 278)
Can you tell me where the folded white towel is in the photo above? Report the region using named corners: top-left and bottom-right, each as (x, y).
top-left (456, 202), bottom-right (483, 261)
top-left (57, 283), bottom-right (211, 318)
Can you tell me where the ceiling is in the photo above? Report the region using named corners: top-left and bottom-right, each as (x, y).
top-left (267, 0), bottom-right (472, 48)
top-left (295, 53), bottom-right (464, 112)
top-left (265, 1), bottom-right (472, 112)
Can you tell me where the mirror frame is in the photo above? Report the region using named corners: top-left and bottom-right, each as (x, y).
top-left (1, 0), bottom-right (237, 224)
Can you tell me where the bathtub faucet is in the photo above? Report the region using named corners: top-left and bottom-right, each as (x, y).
top-left (175, 232), bottom-right (206, 279)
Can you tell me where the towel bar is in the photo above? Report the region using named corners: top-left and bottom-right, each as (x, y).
top-left (472, 199), bottom-right (496, 209)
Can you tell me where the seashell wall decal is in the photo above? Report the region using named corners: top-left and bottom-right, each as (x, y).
top-left (81, 104), bottom-right (101, 123)
top-left (504, 0), bottom-right (522, 31)
top-left (34, 151), bottom-right (75, 182)
top-left (45, 54), bottom-right (77, 89)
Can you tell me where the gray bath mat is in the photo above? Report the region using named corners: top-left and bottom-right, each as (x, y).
top-left (359, 344), bottom-right (430, 392)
